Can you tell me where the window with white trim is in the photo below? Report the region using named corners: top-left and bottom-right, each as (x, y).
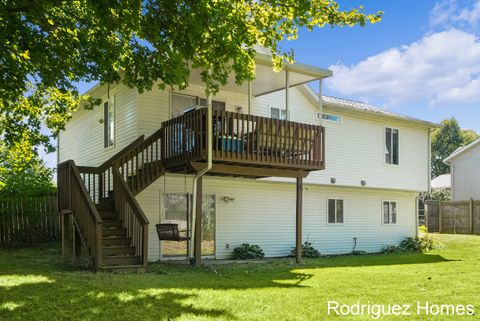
top-left (385, 127), bottom-right (399, 165)
top-left (271, 107), bottom-right (287, 120)
top-left (104, 100), bottom-right (114, 148)
top-left (383, 201), bottom-right (397, 224)
top-left (328, 199), bottom-right (344, 224)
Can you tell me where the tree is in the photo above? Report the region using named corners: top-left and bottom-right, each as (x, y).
top-left (1, 0), bottom-right (382, 173)
top-left (0, 141), bottom-right (55, 197)
top-left (431, 118), bottom-right (479, 178)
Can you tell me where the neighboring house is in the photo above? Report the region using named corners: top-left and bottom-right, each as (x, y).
top-left (57, 53), bottom-right (436, 271)
top-left (431, 174), bottom-right (451, 190)
top-left (444, 138), bottom-right (480, 201)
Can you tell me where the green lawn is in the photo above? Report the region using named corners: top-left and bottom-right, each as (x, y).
top-left (1, 234), bottom-right (479, 321)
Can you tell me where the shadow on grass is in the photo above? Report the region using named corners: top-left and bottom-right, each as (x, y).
top-left (0, 243), bottom-right (456, 320)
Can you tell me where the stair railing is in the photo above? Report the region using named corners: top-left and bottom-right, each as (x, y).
top-left (58, 160), bottom-right (103, 270)
top-left (112, 166), bottom-right (149, 266)
top-left (116, 127), bottom-right (164, 195)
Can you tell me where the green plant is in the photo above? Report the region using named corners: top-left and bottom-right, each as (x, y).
top-left (291, 241), bottom-right (321, 258)
top-left (232, 243), bottom-right (265, 260)
top-left (382, 235), bottom-right (436, 254)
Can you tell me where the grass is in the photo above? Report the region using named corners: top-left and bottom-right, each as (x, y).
top-left (1, 234), bottom-right (479, 320)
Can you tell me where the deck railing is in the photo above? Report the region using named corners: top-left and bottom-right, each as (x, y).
top-left (161, 108), bottom-right (325, 170)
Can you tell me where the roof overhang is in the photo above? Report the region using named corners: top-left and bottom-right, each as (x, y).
top-left (186, 53), bottom-right (332, 97)
top-left (301, 84), bottom-right (439, 129)
top-left (82, 54), bottom-right (332, 99)
top-left (444, 138), bottom-right (480, 163)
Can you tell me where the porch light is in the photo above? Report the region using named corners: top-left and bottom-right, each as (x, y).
top-left (361, 180), bottom-right (367, 186)
top-left (330, 177), bottom-right (336, 184)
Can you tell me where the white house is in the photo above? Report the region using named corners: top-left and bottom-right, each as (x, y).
top-left (57, 53), bottom-right (436, 271)
top-left (444, 138), bottom-right (480, 201)
top-left (431, 174), bottom-right (451, 190)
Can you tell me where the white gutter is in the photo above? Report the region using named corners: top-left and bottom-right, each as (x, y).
top-left (190, 92), bottom-right (213, 258)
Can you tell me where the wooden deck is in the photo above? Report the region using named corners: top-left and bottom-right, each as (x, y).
top-left (161, 108), bottom-right (325, 177)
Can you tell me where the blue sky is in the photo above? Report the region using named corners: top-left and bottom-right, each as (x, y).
top-left (43, 0), bottom-right (480, 168)
top-left (283, 0), bottom-right (480, 132)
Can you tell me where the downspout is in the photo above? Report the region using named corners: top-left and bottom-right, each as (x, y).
top-left (190, 92), bottom-right (213, 257)
top-left (415, 195), bottom-right (420, 237)
top-left (318, 78), bottom-right (323, 126)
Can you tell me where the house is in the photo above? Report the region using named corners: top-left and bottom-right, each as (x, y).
top-left (431, 174), bottom-right (451, 190)
top-left (444, 138), bottom-right (480, 201)
top-left (57, 53), bottom-right (437, 271)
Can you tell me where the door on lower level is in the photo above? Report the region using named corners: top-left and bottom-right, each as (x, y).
top-left (161, 193), bottom-right (215, 258)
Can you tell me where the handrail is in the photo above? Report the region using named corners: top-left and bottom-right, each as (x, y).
top-left (57, 160), bottom-right (103, 270)
top-left (112, 165), bottom-right (149, 266)
top-left (98, 135), bottom-right (145, 172)
top-left (112, 166), bottom-right (149, 225)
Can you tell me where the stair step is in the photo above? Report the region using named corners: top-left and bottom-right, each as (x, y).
top-left (103, 246), bottom-right (136, 256)
top-left (103, 236), bottom-right (131, 246)
top-left (96, 202), bottom-right (115, 211)
top-left (103, 220), bottom-right (122, 228)
top-left (98, 210), bottom-right (117, 220)
top-left (103, 255), bottom-right (140, 266)
top-left (103, 227), bottom-right (127, 237)
top-left (100, 264), bottom-right (146, 273)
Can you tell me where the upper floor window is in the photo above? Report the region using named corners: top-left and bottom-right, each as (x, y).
top-left (328, 199), bottom-right (344, 224)
top-left (171, 93), bottom-right (225, 117)
top-left (383, 201), bottom-right (397, 224)
top-left (104, 100), bottom-right (114, 148)
top-left (322, 113), bottom-right (342, 123)
top-left (271, 107), bottom-right (287, 120)
top-left (385, 127), bottom-right (399, 165)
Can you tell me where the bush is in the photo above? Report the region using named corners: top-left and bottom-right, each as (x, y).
top-left (291, 241), bottom-right (321, 258)
top-left (382, 235), bottom-right (435, 254)
top-left (231, 243), bottom-right (265, 260)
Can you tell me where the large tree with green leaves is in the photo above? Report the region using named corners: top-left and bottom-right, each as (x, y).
top-left (431, 118), bottom-right (479, 178)
top-left (1, 0), bottom-right (382, 173)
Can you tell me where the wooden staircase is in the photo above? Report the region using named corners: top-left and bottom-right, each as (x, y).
top-left (58, 128), bottom-right (164, 272)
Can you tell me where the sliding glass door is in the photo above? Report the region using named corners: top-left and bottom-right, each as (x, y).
top-left (161, 193), bottom-right (216, 258)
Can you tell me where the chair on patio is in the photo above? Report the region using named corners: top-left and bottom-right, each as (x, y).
top-left (156, 223), bottom-right (190, 242)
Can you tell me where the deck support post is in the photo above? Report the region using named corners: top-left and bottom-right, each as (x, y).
top-left (296, 177), bottom-right (303, 263)
top-left (61, 210), bottom-right (74, 264)
top-left (194, 176), bottom-right (203, 266)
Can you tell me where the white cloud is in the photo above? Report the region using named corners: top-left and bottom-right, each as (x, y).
top-left (430, 0), bottom-right (480, 27)
top-left (326, 29), bottom-right (480, 105)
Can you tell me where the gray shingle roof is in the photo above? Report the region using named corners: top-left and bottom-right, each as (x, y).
top-left (322, 95), bottom-right (438, 127)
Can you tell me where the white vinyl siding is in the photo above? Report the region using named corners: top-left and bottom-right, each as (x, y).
top-left (58, 83), bottom-right (138, 166)
top-left (450, 143), bottom-right (480, 201)
top-left (137, 174), bottom-right (417, 261)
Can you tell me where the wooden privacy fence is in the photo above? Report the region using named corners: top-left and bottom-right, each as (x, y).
top-left (0, 195), bottom-right (59, 246)
top-left (425, 199), bottom-right (480, 234)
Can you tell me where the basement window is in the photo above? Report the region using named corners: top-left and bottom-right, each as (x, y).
top-left (383, 201), bottom-right (397, 224)
top-left (327, 199), bottom-right (344, 224)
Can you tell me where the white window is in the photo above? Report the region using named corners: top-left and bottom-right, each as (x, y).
top-left (328, 199), bottom-right (344, 224)
top-left (385, 127), bottom-right (399, 165)
top-left (171, 93), bottom-right (225, 117)
top-left (271, 107), bottom-right (287, 120)
top-left (322, 113), bottom-right (342, 123)
top-left (104, 100), bottom-right (114, 148)
top-left (383, 201), bottom-right (397, 224)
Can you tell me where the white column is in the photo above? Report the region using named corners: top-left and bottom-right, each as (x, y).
top-left (248, 80), bottom-right (252, 114)
top-left (318, 78), bottom-right (323, 125)
top-left (285, 70), bottom-right (290, 120)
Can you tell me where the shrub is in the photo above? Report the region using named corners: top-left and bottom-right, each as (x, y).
top-left (291, 241), bottom-right (321, 258)
top-left (231, 243), bottom-right (265, 260)
top-left (382, 235), bottom-right (435, 254)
